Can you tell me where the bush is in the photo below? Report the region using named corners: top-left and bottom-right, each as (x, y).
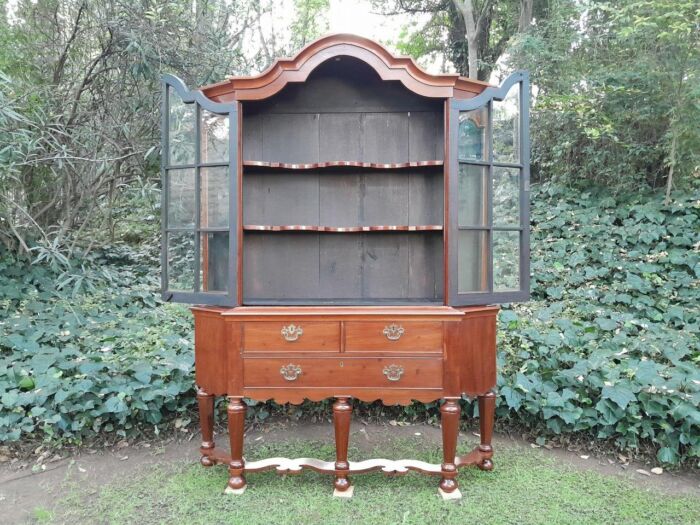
top-left (0, 246), bottom-right (194, 444)
top-left (496, 183), bottom-right (699, 465)
top-left (0, 184), bottom-right (698, 465)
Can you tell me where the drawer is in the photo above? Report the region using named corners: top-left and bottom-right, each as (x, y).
top-left (243, 322), bottom-right (340, 352)
top-left (243, 357), bottom-right (442, 389)
top-left (344, 321), bottom-right (443, 353)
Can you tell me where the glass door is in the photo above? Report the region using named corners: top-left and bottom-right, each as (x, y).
top-left (161, 74), bottom-right (238, 306)
top-left (448, 72), bottom-right (530, 305)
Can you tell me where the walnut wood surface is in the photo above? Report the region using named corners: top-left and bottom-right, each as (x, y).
top-left (332, 397), bottom-right (352, 492)
top-left (344, 321), bottom-right (443, 353)
top-left (243, 160), bottom-right (443, 170)
top-left (202, 445), bottom-right (492, 476)
top-left (200, 34), bottom-right (490, 101)
top-left (243, 321), bottom-right (341, 352)
top-left (227, 397), bottom-right (247, 491)
top-left (243, 224), bottom-right (443, 232)
top-left (439, 399), bottom-right (461, 493)
top-left (243, 356), bottom-right (443, 389)
top-left (192, 305), bottom-right (499, 493)
top-left (196, 388), bottom-right (215, 467)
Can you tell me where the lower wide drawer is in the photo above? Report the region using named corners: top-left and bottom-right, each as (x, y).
top-left (243, 357), bottom-right (443, 389)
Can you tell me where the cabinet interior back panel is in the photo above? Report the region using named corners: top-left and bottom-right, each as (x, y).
top-left (241, 57), bottom-right (444, 165)
top-left (243, 232), bottom-right (443, 302)
top-left (243, 169), bottom-right (443, 227)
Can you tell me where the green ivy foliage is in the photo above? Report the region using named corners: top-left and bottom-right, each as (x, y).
top-left (497, 183), bottom-right (699, 465)
top-left (0, 247), bottom-right (195, 444)
top-left (0, 184), bottom-right (698, 465)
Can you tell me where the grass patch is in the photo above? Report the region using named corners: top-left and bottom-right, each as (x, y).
top-left (53, 440), bottom-right (699, 525)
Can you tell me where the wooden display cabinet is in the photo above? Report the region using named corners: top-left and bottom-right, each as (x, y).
top-left (161, 34), bottom-right (529, 499)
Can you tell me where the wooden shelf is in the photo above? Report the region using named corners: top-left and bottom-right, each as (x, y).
top-left (243, 225), bottom-right (443, 233)
top-left (243, 160), bottom-right (443, 170)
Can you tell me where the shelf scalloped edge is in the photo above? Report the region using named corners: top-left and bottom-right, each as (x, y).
top-left (243, 225), bottom-right (444, 232)
top-left (243, 160), bottom-right (444, 170)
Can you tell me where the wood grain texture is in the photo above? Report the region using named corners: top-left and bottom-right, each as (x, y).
top-left (243, 160), bottom-right (443, 170)
top-left (332, 397), bottom-right (352, 492)
top-left (220, 305), bottom-right (467, 320)
top-left (344, 321), bottom-right (443, 353)
top-left (439, 399), bottom-right (461, 493)
top-left (243, 321), bottom-right (340, 352)
top-left (199, 34), bottom-right (490, 101)
top-left (192, 309), bottom-right (228, 396)
top-left (242, 225), bottom-right (443, 232)
top-left (243, 356), bottom-right (443, 389)
top-left (446, 306), bottom-right (499, 396)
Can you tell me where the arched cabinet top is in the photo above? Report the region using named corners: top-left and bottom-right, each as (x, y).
top-left (200, 33), bottom-right (491, 102)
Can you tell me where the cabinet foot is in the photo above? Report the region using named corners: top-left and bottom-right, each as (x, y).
top-left (224, 484), bottom-right (247, 495)
top-left (197, 387), bottom-right (215, 467)
top-left (333, 485), bottom-right (354, 498)
top-left (438, 487), bottom-right (462, 501)
top-left (333, 397), bottom-right (353, 495)
top-left (477, 458), bottom-right (494, 471)
top-left (227, 397), bottom-right (247, 492)
top-left (477, 391), bottom-right (496, 472)
top-left (439, 399), bottom-right (460, 494)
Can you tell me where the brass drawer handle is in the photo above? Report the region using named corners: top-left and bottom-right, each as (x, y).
top-left (383, 364), bottom-right (404, 381)
top-left (281, 324), bottom-right (303, 342)
top-left (280, 364), bottom-right (302, 381)
top-left (383, 324), bottom-right (405, 341)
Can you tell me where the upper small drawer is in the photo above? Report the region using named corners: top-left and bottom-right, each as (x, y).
top-left (344, 321), bottom-right (443, 353)
top-left (243, 322), bottom-right (341, 352)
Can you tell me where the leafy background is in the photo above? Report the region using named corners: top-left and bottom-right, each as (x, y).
top-left (1, 183), bottom-right (697, 465)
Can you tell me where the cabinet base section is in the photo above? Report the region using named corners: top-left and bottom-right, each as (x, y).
top-left (202, 446), bottom-right (493, 476)
top-left (242, 388), bottom-right (444, 405)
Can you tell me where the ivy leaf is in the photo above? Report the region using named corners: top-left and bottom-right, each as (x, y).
top-left (602, 386), bottom-right (635, 409)
top-left (656, 447), bottom-right (678, 464)
top-left (595, 318), bottom-right (617, 331)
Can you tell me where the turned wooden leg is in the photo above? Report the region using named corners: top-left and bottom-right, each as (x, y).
top-left (197, 387), bottom-right (215, 466)
top-left (477, 391), bottom-right (496, 471)
top-left (332, 397), bottom-right (353, 496)
top-left (439, 399), bottom-right (461, 498)
top-left (226, 397), bottom-right (247, 494)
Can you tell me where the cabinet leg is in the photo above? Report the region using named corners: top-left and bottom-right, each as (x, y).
top-left (332, 397), bottom-right (353, 497)
top-left (439, 398), bottom-right (461, 499)
top-left (226, 397), bottom-right (247, 494)
top-left (197, 387), bottom-right (215, 467)
top-left (477, 391), bottom-right (496, 471)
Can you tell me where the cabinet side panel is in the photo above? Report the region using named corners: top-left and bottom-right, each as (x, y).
top-left (193, 311), bottom-right (228, 395)
top-left (448, 309), bottom-right (498, 396)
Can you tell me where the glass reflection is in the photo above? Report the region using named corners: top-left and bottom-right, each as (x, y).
top-left (492, 85), bottom-right (520, 163)
top-left (458, 230), bottom-right (488, 293)
top-left (458, 164), bottom-right (488, 227)
top-left (200, 232), bottom-right (229, 292)
top-left (458, 107), bottom-right (487, 161)
top-left (168, 89), bottom-right (195, 165)
top-left (493, 167), bottom-right (520, 226)
top-left (200, 167), bottom-right (229, 228)
top-left (167, 168), bottom-right (195, 228)
top-left (493, 230), bottom-right (519, 291)
top-left (201, 111), bottom-right (229, 163)
top-left (167, 232), bottom-right (195, 291)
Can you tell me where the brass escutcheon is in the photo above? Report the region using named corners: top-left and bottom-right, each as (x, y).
top-left (383, 324), bottom-right (405, 341)
top-left (281, 324), bottom-right (303, 342)
top-left (383, 364), bottom-right (404, 381)
top-left (280, 364), bottom-right (302, 381)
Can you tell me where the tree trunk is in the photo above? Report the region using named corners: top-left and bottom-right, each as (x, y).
top-left (518, 0), bottom-right (533, 33)
top-left (452, 0), bottom-right (480, 79)
top-left (664, 132), bottom-right (677, 204)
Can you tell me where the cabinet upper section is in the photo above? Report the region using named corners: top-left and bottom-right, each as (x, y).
top-left (199, 33), bottom-right (492, 102)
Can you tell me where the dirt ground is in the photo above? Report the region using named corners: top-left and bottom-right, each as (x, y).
top-left (1, 419), bottom-right (698, 525)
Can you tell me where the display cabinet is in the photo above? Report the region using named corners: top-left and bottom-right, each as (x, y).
top-left (161, 34), bottom-right (529, 499)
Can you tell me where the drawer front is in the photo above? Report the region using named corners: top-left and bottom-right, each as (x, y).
top-left (344, 322), bottom-right (443, 353)
top-left (243, 322), bottom-right (340, 352)
top-left (243, 357), bottom-right (442, 389)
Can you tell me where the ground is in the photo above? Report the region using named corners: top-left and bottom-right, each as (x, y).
top-left (1, 419), bottom-right (698, 525)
